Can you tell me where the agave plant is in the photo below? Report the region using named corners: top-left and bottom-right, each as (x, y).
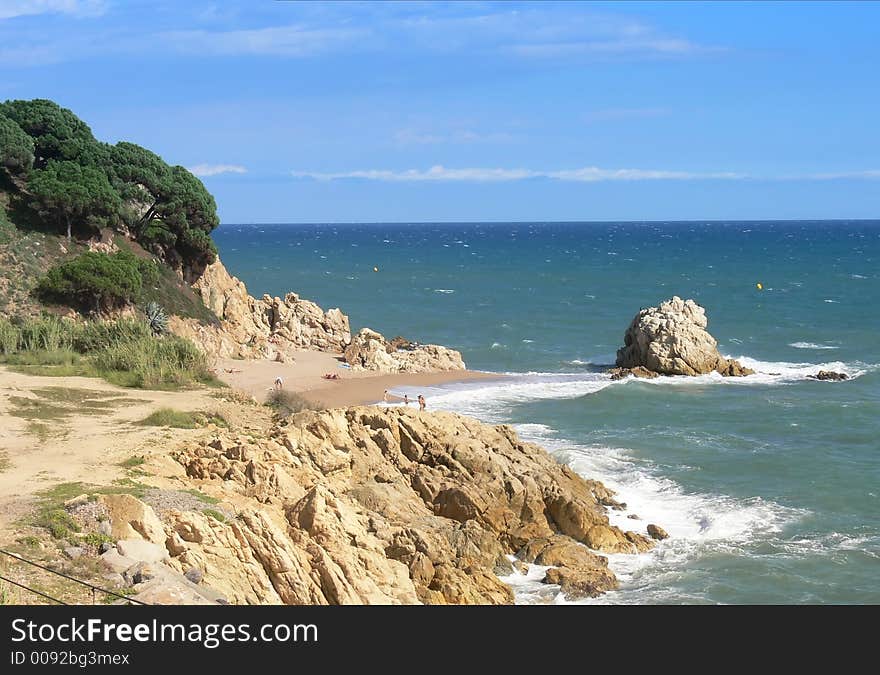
top-left (144, 301), bottom-right (169, 335)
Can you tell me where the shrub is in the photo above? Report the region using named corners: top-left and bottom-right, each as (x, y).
top-left (36, 250), bottom-right (158, 313)
top-left (266, 389), bottom-right (322, 416)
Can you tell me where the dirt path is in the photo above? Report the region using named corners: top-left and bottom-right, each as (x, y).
top-left (0, 367), bottom-right (231, 533)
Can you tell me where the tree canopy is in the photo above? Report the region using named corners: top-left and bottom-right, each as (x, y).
top-left (0, 98), bottom-right (220, 271)
top-left (0, 99), bottom-right (96, 167)
top-left (28, 160), bottom-right (121, 239)
top-left (0, 112), bottom-right (34, 174)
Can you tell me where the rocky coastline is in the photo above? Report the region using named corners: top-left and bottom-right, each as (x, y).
top-left (66, 407), bottom-right (657, 605)
top-left (170, 258), bottom-right (465, 373)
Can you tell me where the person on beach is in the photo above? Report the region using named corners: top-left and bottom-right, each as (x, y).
top-left (418, 395), bottom-right (426, 411)
top-left (403, 394), bottom-right (410, 405)
top-left (383, 390), bottom-right (389, 402)
top-left (274, 376), bottom-right (283, 390)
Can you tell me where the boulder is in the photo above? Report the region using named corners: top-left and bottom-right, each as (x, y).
top-left (647, 524), bottom-right (669, 541)
top-left (97, 494), bottom-right (166, 545)
top-left (344, 327), bottom-right (466, 373)
top-left (616, 296), bottom-right (754, 377)
top-left (116, 539), bottom-right (169, 564)
top-left (809, 370), bottom-right (848, 381)
top-left (608, 366), bottom-right (660, 381)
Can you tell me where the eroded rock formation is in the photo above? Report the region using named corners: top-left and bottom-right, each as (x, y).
top-left (615, 296), bottom-right (753, 377)
top-left (170, 258), bottom-right (351, 361)
top-left (170, 258), bottom-right (466, 373)
top-left (343, 328), bottom-right (466, 373)
top-left (102, 408), bottom-right (658, 604)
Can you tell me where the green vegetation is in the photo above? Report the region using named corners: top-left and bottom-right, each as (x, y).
top-left (202, 509), bottom-right (226, 523)
top-left (184, 488), bottom-right (220, 505)
top-left (28, 160), bottom-right (121, 240)
top-left (36, 250), bottom-right (158, 312)
top-left (0, 450), bottom-right (10, 472)
top-left (0, 315), bottom-right (220, 390)
top-left (0, 112), bottom-right (34, 175)
top-left (0, 99), bottom-right (218, 271)
top-left (266, 389), bottom-right (323, 416)
top-left (118, 456), bottom-right (145, 468)
top-left (144, 301), bottom-right (168, 335)
top-left (138, 408), bottom-right (227, 429)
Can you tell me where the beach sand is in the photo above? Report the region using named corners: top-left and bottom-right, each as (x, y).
top-left (214, 350), bottom-right (500, 408)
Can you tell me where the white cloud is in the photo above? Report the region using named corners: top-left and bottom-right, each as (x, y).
top-left (159, 24), bottom-right (367, 57)
top-left (290, 165), bottom-right (747, 183)
top-left (188, 163), bottom-right (247, 177)
top-left (800, 170), bottom-right (880, 180)
top-left (393, 129), bottom-right (515, 145)
top-left (584, 107), bottom-right (670, 122)
top-left (0, 0), bottom-right (105, 20)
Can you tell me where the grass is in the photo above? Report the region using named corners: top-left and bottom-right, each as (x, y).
top-left (184, 488), bottom-right (220, 505)
top-left (0, 315), bottom-right (222, 391)
top-left (118, 455), bottom-right (145, 468)
top-left (266, 389), bottom-right (323, 416)
top-left (202, 509), bottom-right (226, 523)
top-left (7, 387), bottom-right (140, 440)
top-left (138, 408), bottom-right (227, 429)
top-left (0, 450), bottom-right (9, 472)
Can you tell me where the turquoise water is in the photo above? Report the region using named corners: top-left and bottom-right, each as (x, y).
top-left (214, 221), bottom-right (880, 604)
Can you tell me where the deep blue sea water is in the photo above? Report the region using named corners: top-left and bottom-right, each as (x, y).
top-left (214, 221), bottom-right (880, 604)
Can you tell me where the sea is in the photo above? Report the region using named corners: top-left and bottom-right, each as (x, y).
top-left (213, 221), bottom-right (880, 605)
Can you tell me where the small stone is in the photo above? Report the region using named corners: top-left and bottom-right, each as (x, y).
top-left (646, 524), bottom-right (669, 541)
top-left (627, 514), bottom-right (640, 520)
top-left (63, 546), bottom-right (85, 560)
top-left (64, 494), bottom-right (90, 508)
top-left (98, 520), bottom-right (112, 536)
top-left (99, 542), bottom-right (114, 554)
top-left (184, 567), bottom-right (203, 585)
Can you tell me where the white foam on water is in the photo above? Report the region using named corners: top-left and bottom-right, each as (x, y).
top-left (417, 370), bottom-right (815, 604)
top-left (789, 342), bottom-right (839, 350)
top-left (434, 289), bottom-right (455, 294)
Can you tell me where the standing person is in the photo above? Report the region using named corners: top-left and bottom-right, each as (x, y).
top-left (274, 376), bottom-right (283, 390)
top-left (418, 395), bottom-right (426, 411)
top-left (383, 390), bottom-right (389, 403)
top-left (403, 394), bottom-right (410, 405)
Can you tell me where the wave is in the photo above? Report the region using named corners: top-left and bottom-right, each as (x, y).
top-left (789, 342), bottom-right (839, 350)
top-left (434, 289), bottom-right (455, 294)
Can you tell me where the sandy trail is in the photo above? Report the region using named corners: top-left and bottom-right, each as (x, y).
top-left (0, 368), bottom-right (226, 531)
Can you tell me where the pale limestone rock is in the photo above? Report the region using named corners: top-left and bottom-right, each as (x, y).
top-left (616, 296), bottom-right (754, 377)
top-left (167, 406), bottom-right (656, 603)
top-left (97, 494), bottom-right (166, 545)
top-left (343, 327), bottom-right (466, 373)
top-left (116, 539), bottom-right (169, 564)
top-left (171, 257), bottom-right (351, 360)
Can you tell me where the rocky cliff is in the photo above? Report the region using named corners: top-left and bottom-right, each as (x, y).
top-left (615, 296), bottom-right (753, 377)
top-left (169, 258), bottom-right (351, 361)
top-left (171, 258), bottom-right (466, 372)
top-left (107, 407), bottom-right (655, 604)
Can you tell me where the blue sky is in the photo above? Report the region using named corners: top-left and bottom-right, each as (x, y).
top-left (1, 0), bottom-right (878, 222)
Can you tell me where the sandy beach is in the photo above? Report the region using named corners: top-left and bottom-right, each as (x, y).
top-left (213, 350), bottom-right (501, 408)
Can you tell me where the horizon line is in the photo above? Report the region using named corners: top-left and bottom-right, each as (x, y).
top-left (217, 217), bottom-right (880, 226)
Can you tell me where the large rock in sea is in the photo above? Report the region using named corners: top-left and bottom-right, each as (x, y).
top-left (615, 296), bottom-right (753, 377)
